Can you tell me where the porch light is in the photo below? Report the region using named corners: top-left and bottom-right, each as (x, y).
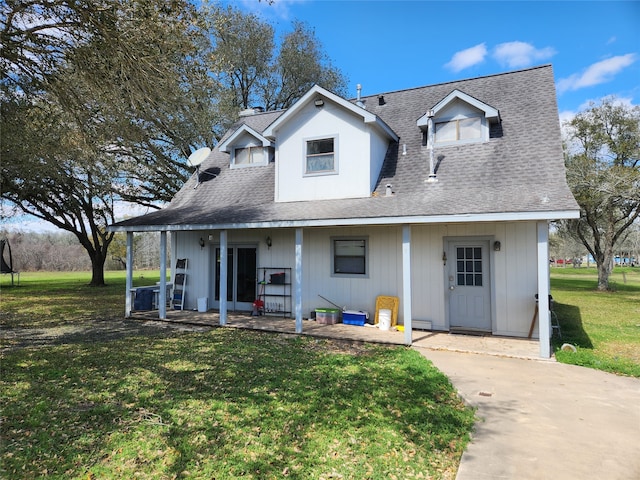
top-left (314, 98), bottom-right (324, 107)
top-left (442, 251), bottom-right (447, 265)
top-left (266, 236), bottom-right (272, 249)
top-left (199, 237), bottom-right (205, 249)
top-left (494, 241), bottom-right (501, 252)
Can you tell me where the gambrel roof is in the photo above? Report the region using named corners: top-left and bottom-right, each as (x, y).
top-left (111, 65), bottom-right (579, 231)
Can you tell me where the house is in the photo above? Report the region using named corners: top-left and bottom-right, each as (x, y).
top-left (110, 65), bottom-right (580, 358)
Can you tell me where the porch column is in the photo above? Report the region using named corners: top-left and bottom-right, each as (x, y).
top-left (402, 225), bottom-right (413, 346)
top-left (295, 227), bottom-right (303, 334)
top-left (125, 231), bottom-right (134, 317)
top-left (159, 231), bottom-right (167, 319)
top-left (219, 230), bottom-right (228, 326)
top-left (537, 221), bottom-right (551, 358)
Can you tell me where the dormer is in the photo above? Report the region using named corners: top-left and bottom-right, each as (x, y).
top-left (417, 90), bottom-right (500, 146)
top-left (219, 124), bottom-right (274, 168)
top-left (263, 85), bottom-right (398, 202)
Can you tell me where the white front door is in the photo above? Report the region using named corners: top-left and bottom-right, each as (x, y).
top-left (446, 240), bottom-right (492, 332)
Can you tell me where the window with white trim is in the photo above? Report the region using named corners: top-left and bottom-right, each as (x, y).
top-left (435, 116), bottom-right (482, 144)
top-left (332, 238), bottom-right (367, 276)
top-left (306, 137), bottom-right (335, 174)
top-left (234, 146), bottom-right (264, 165)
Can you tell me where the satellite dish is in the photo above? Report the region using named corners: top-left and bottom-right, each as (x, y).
top-left (187, 147), bottom-right (215, 189)
top-left (188, 147), bottom-right (211, 167)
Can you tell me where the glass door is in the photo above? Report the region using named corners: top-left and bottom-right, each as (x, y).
top-left (214, 246), bottom-right (257, 311)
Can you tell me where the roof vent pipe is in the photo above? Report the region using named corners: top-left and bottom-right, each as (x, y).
top-left (356, 84), bottom-right (365, 108)
top-left (385, 184), bottom-right (393, 197)
top-left (426, 109), bottom-right (438, 183)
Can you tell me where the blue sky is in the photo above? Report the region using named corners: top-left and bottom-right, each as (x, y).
top-left (237, 0), bottom-right (639, 122)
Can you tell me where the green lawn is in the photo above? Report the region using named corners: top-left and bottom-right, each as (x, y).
top-left (1, 272), bottom-right (474, 479)
top-left (550, 266), bottom-right (640, 377)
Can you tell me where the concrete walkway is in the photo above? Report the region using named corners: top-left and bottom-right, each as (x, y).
top-left (416, 348), bottom-right (640, 480)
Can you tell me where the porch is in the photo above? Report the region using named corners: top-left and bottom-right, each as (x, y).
top-left (130, 310), bottom-right (544, 360)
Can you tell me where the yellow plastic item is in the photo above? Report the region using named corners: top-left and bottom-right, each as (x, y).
top-left (375, 295), bottom-right (400, 327)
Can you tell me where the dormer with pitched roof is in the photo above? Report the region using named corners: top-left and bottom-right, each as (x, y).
top-left (262, 85), bottom-right (398, 202)
top-left (218, 124), bottom-right (274, 168)
top-left (417, 89), bottom-right (501, 146)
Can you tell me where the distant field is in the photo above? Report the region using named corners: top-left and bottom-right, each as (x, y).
top-left (550, 266), bottom-right (640, 377)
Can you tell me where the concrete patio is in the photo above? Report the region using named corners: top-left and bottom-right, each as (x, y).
top-left (131, 309), bottom-right (544, 360)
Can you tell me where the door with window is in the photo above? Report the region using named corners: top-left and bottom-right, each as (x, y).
top-left (446, 240), bottom-right (492, 332)
top-left (213, 246), bottom-right (257, 311)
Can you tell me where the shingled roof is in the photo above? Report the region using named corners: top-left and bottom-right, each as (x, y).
top-left (111, 65), bottom-right (579, 231)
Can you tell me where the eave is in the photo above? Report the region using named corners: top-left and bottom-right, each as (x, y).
top-left (109, 209), bottom-right (580, 233)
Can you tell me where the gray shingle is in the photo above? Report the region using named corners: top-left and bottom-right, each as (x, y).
top-left (113, 65), bottom-right (578, 230)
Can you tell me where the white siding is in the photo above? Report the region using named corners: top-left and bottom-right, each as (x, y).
top-left (302, 226), bottom-right (403, 318)
top-left (274, 101), bottom-right (389, 202)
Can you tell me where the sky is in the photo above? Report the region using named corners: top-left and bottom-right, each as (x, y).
top-left (237, 0), bottom-right (639, 123)
top-left (3, 0), bottom-right (638, 233)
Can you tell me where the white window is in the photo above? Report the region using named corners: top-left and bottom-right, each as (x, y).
top-left (435, 116), bottom-right (482, 144)
top-left (332, 238), bottom-right (367, 276)
top-left (306, 138), bottom-right (335, 174)
top-left (234, 146), bottom-right (264, 165)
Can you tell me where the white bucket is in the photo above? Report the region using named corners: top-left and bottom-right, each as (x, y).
top-left (197, 297), bottom-right (208, 312)
top-left (379, 309), bottom-right (392, 331)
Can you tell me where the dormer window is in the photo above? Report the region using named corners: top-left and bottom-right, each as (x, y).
top-left (435, 116), bottom-right (482, 144)
top-left (417, 89), bottom-right (500, 147)
top-left (235, 146), bottom-right (264, 165)
top-left (218, 124), bottom-right (274, 169)
top-left (305, 137), bottom-right (336, 174)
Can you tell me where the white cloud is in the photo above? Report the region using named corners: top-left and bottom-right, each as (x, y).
top-left (492, 41), bottom-right (556, 68)
top-left (444, 43), bottom-right (487, 72)
top-left (556, 54), bottom-right (637, 93)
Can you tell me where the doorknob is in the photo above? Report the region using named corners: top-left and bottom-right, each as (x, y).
top-left (449, 285), bottom-right (455, 290)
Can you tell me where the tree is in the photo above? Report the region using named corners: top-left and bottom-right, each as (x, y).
top-left (2, 1), bottom-right (347, 285)
top-left (562, 97), bottom-right (640, 290)
top-left (205, 3), bottom-right (347, 128)
top-left (1, 0), bottom-right (215, 285)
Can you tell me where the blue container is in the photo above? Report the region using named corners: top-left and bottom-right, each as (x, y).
top-left (134, 287), bottom-right (154, 311)
top-left (342, 310), bottom-right (368, 326)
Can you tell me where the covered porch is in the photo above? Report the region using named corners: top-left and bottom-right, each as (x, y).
top-left (122, 221), bottom-right (556, 358)
top-left (130, 309), bottom-right (544, 360)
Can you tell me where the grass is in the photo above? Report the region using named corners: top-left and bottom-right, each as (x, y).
top-left (550, 266), bottom-right (640, 377)
top-left (1, 272), bottom-right (475, 479)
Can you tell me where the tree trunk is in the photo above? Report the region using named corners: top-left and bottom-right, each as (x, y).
top-left (89, 249), bottom-right (107, 286)
top-left (596, 245), bottom-right (615, 291)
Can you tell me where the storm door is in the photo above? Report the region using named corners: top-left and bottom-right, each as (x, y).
top-left (214, 246), bottom-right (257, 311)
top-left (446, 240), bottom-right (492, 332)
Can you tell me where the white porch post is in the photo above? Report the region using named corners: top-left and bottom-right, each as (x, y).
top-left (295, 227), bottom-right (303, 334)
top-left (219, 230), bottom-right (228, 326)
top-left (125, 231), bottom-right (133, 317)
top-left (537, 221), bottom-right (551, 358)
top-left (402, 225), bottom-right (413, 346)
top-left (159, 231), bottom-right (167, 319)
